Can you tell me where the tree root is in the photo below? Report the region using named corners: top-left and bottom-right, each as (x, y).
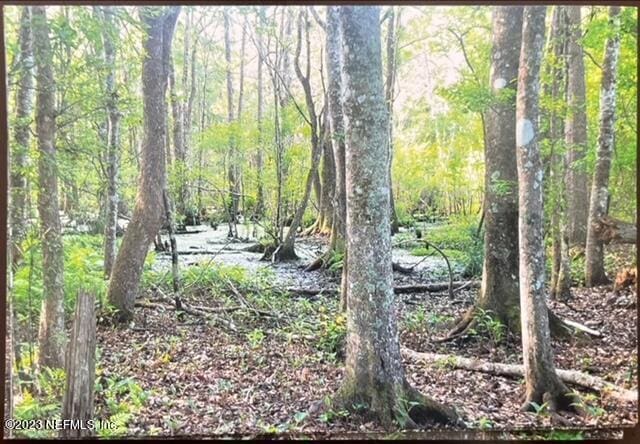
top-left (401, 347), bottom-right (637, 403)
top-left (326, 378), bottom-right (461, 430)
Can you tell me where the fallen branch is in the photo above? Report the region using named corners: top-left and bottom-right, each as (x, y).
top-left (594, 216), bottom-right (636, 245)
top-left (401, 347), bottom-right (636, 403)
top-left (286, 281), bottom-right (480, 297)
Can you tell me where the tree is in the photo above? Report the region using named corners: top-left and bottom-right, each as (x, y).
top-left (223, 9), bottom-right (240, 237)
top-left (446, 6), bottom-right (523, 337)
top-left (100, 6), bottom-right (122, 279)
top-left (107, 6), bottom-right (180, 322)
top-left (385, 6), bottom-right (401, 234)
top-left (32, 6), bottom-right (66, 369)
top-left (585, 6), bottom-right (622, 287)
top-left (564, 6), bottom-right (590, 247)
top-left (331, 6), bottom-right (458, 428)
top-left (516, 6), bottom-right (577, 412)
top-left (9, 6), bottom-right (34, 270)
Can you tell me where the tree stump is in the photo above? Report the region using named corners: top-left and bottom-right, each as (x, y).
top-left (61, 291), bottom-right (96, 438)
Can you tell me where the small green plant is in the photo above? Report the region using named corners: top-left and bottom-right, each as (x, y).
top-left (403, 307), bottom-right (427, 332)
top-left (570, 392), bottom-right (606, 418)
top-left (95, 376), bottom-right (150, 437)
top-left (476, 416), bottom-right (493, 430)
top-left (246, 328), bottom-right (266, 348)
top-left (475, 308), bottom-right (505, 344)
top-left (317, 313), bottom-right (347, 359)
top-left (529, 401), bottom-right (550, 417)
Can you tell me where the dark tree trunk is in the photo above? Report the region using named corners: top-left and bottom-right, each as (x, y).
top-left (318, 122), bottom-right (335, 234)
top-left (449, 6), bottom-right (523, 336)
top-left (585, 6), bottom-right (621, 287)
top-left (100, 6), bottom-right (121, 279)
top-left (516, 6), bottom-right (575, 413)
top-left (107, 6), bottom-right (180, 322)
top-left (10, 6), bottom-right (34, 270)
top-left (332, 6), bottom-right (458, 429)
top-left (33, 6), bottom-right (65, 370)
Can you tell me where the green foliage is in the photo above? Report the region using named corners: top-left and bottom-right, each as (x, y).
top-left (95, 376), bottom-right (150, 437)
top-left (246, 328), bottom-right (266, 348)
top-left (317, 313), bottom-right (347, 360)
top-left (474, 308), bottom-right (505, 344)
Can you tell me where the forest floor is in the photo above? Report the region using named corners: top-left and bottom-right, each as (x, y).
top-left (95, 225), bottom-right (637, 439)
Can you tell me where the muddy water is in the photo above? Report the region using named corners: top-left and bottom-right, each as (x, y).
top-left (153, 224), bottom-right (461, 288)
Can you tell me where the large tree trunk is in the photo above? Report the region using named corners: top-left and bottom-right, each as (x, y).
top-left (565, 6), bottom-right (590, 247)
top-left (101, 6), bottom-right (121, 279)
top-left (449, 6), bottom-right (523, 337)
top-left (32, 6), bottom-right (66, 370)
top-left (585, 6), bottom-right (621, 287)
top-left (516, 6), bottom-right (575, 413)
top-left (10, 6), bottom-right (34, 270)
top-left (332, 6), bottom-right (458, 429)
top-left (107, 6), bottom-right (180, 323)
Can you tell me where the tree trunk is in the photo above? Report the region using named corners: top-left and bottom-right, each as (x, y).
top-left (274, 10), bottom-right (322, 261)
top-left (385, 7), bottom-right (401, 234)
top-left (32, 6), bottom-right (66, 370)
top-left (10, 6), bottom-right (34, 270)
top-left (326, 7), bottom-right (348, 310)
top-left (516, 6), bottom-right (576, 413)
top-left (60, 292), bottom-right (96, 438)
top-left (449, 6), bottom-right (523, 337)
top-left (332, 6), bottom-right (458, 429)
top-left (101, 6), bottom-right (121, 279)
top-left (223, 9), bottom-right (239, 237)
top-left (318, 122), bottom-right (335, 234)
top-left (255, 8), bottom-right (266, 220)
top-left (565, 6), bottom-right (590, 247)
top-left (585, 6), bottom-right (621, 287)
top-left (547, 6), bottom-right (568, 300)
top-left (107, 6), bottom-right (180, 323)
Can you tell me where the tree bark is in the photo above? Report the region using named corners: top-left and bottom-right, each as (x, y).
top-left (100, 6), bottom-right (121, 279)
top-left (332, 6), bottom-right (458, 429)
top-left (449, 6), bottom-right (523, 337)
top-left (10, 6), bottom-right (34, 270)
top-left (32, 6), bottom-right (66, 370)
top-left (585, 6), bottom-right (621, 287)
top-left (516, 6), bottom-right (576, 413)
top-left (326, 7), bottom-right (348, 309)
top-left (107, 6), bottom-right (180, 323)
top-left (385, 7), bottom-right (401, 234)
top-left (564, 6), bottom-right (590, 247)
top-left (318, 121), bottom-right (335, 235)
top-left (61, 292), bottom-right (96, 438)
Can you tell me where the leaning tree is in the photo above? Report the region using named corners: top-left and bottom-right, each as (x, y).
top-left (107, 6), bottom-right (180, 322)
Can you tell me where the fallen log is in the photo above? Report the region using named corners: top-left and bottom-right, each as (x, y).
top-left (285, 280), bottom-right (480, 297)
top-left (401, 347), bottom-right (637, 403)
top-left (594, 216), bottom-right (636, 244)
